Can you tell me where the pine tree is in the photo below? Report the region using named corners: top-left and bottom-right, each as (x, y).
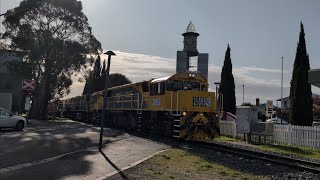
top-left (219, 44), bottom-right (236, 115)
top-left (289, 22), bottom-right (313, 126)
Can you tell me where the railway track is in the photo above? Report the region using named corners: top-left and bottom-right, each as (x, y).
top-left (71, 120), bottom-right (320, 175)
top-left (192, 141), bottom-right (320, 174)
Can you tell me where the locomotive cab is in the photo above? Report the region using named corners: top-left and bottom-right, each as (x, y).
top-left (147, 71), bottom-right (220, 141)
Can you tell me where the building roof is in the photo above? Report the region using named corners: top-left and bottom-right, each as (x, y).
top-left (151, 76), bottom-right (171, 83)
top-left (185, 21), bottom-right (197, 33)
top-left (309, 69), bottom-right (320, 88)
top-left (276, 93), bottom-right (320, 101)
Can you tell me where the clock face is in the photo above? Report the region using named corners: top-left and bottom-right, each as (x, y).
top-left (185, 36), bottom-right (195, 46)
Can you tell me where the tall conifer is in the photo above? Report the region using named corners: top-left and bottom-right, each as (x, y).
top-left (289, 22), bottom-right (313, 126)
top-left (100, 59), bottom-right (106, 91)
top-left (101, 59), bottom-right (106, 79)
top-left (219, 44), bottom-right (236, 115)
top-left (93, 56), bottom-right (101, 79)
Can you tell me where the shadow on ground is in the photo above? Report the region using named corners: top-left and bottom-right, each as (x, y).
top-left (0, 120), bottom-right (126, 180)
top-left (100, 150), bottom-right (128, 179)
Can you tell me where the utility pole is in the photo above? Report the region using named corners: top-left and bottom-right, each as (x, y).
top-left (242, 84), bottom-right (244, 104)
top-left (281, 57), bottom-right (284, 124)
top-left (214, 82), bottom-right (220, 112)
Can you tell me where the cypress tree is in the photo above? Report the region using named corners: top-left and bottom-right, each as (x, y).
top-left (82, 71), bottom-right (94, 95)
top-left (83, 56), bottom-right (101, 94)
top-left (99, 59), bottom-right (106, 91)
top-left (219, 44), bottom-right (236, 115)
top-left (93, 56), bottom-right (101, 92)
top-left (101, 59), bottom-right (106, 79)
top-left (93, 56), bottom-right (101, 79)
top-left (289, 22), bottom-right (313, 126)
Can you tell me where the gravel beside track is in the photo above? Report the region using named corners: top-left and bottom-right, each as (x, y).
top-left (212, 140), bottom-right (320, 164)
top-left (184, 144), bottom-right (320, 179)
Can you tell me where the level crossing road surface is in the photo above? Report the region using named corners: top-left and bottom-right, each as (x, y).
top-left (0, 120), bottom-right (168, 180)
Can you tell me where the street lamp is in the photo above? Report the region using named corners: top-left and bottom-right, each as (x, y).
top-left (242, 84), bottom-right (244, 104)
top-left (99, 50), bottom-right (116, 151)
top-left (214, 82), bottom-right (220, 112)
top-left (281, 57), bottom-right (284, 124)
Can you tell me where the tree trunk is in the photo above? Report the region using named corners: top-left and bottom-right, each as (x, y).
top-left (28, 71), bottom-right (50, 120)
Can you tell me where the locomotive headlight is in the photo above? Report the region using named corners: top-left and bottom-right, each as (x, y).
top-left (182, 111), bottom-right (187, 116)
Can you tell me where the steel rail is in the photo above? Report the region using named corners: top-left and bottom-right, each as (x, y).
top-left (193, 141), bottom-right (320, 174)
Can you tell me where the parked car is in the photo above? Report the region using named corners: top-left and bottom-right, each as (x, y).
top-left (266, 117), bottom-right (288, 124)
top-left (313, 120), bottom-right (320, 127)
top-left (0, 107), bottom-right (27, 131)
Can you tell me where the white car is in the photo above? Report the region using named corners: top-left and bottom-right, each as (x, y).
top-left (0, 107), bottom-right (27, 131)
top-left (266, 117), bottom-right (288, 124)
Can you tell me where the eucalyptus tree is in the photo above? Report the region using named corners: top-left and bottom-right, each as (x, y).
top-left (2, 0), bottom-right (101, 119)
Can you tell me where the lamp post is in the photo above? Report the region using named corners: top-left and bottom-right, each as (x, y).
top-left (99, 50), bottom-right (116, 151)
top-left (242, 84), bottom-right (244, 104)
top-left (214, 82), bottom-right (220, 112)
top-left (281, 57), bottom-right (284, 124)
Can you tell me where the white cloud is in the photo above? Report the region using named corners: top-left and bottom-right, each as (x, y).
top-left (236, 67), bottom-right (288, 74)
top-left (63, 51), bottom-right (302, 105)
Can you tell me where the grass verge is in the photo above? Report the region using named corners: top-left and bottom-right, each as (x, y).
top-left (114, 149), bottom-right (267, 180)
top-left (214, 135), bottom-right (237, 142)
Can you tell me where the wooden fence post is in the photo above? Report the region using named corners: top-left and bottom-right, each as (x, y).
top-left (288, 124), bottom-right (292, 145)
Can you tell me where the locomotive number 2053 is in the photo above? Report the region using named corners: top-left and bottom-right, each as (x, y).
top-left (192, 97), bottom-right (212, 107)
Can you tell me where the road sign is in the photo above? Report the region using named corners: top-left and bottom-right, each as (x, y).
top-left (25, 97), bottom-right (31, 110)
top-left (22, 80), bottom-right (36, 91)
top-left (25, 102), bottom-right (31, 111)
top-left (266, 100), bottom-right (273, 109)
top-left (266, 100), bottom-right (273, 114)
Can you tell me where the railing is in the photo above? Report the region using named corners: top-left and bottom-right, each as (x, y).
top-left (219, 121), bottom-right (320, 148)
top-left (273, 124), bottom-right (320, 148)
top-left (170, 91), bottom-right (181, 116)
top-left (136, 93), bottom-right (143, 114)
top-left (106, 93), bottom-right (141, 112)
top-left (219, 120), bottom-right (237, 138)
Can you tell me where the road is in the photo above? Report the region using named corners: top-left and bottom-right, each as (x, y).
top-left (0, 120), bottom-right (168, 180)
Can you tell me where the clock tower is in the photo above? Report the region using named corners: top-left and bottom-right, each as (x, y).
top-left (182, 22), bottom-right (199, 57)
top-left (176, 22), bottom-right (209, 79)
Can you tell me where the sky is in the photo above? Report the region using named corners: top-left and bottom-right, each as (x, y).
top-left (1, 0), bottom-right (320, 105)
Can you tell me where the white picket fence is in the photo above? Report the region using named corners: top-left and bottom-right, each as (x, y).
top-left (219, 121), bottom-right (320, 148)
top-left (273, 124), bottom-right (320, 148)
top-left (219, 120), bottom-right (237, 138)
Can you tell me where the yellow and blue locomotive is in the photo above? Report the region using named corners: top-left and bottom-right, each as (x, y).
top-left (49, 71), bottom-right (220, 141)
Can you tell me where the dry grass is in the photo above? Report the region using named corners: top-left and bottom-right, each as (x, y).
top-left (138, 149), bottom-right (267, 180)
